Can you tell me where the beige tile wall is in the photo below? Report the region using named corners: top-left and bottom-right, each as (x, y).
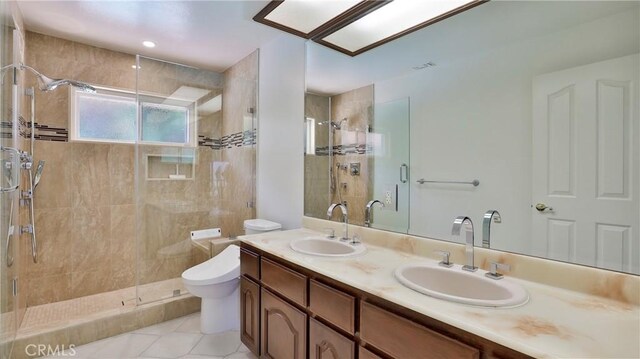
top-left (219, 51), bottom-right (258, 238)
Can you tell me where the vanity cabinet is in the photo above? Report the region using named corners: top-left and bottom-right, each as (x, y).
top-left (240, 244), bottom-right (530, 359)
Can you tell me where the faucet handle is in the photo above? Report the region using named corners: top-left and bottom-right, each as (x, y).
top-left (324, 228), bottom-right (336, 239)
top-left (350, 234), bottom-right (361, 246)
top-left (433, 250), bottom-right (453, 268)
top-left (485, 261), bottom-right (511, 280)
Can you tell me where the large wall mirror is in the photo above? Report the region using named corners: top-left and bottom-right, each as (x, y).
top-left (304, 1), bottom-right (639, 275)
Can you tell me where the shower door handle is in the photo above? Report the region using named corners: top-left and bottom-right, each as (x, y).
top-left (400, 164), bottom-right (408, 183)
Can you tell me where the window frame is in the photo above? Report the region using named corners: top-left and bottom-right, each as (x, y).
top-left (69, 85), bottom-right (197, 147)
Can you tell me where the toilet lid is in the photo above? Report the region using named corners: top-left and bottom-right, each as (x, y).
top-left (182, 244), bottom-right (240, 286)
top-left (244, 219), bottom-right (281, 231)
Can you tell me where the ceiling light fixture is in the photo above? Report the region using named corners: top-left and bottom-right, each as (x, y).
top-left (142, 40), bottom-right (156, 48)
top-left (254, 0), bottom-right (487, 56)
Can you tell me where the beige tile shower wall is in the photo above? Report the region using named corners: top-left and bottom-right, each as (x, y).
top-left (23, 32), bottom-right (139, 306)
top-left (136, 145), bottom-right (222, 286)
top-left (23, 32), bottom-right (223, 305)
top-left (27, 142), bottom-right (138, 305)
top-left (330, 85), bottom-right (373, 226)
top-left (220, 51), bottom-right (258, 237)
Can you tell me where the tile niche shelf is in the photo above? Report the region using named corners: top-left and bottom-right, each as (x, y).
top-left (145, 154), bottom-right (195, 181)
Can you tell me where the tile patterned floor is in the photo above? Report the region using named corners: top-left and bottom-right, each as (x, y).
top-left (21, 278), bottom-right (187, 337)
top-left (42, 312), bottom-right (256, 359)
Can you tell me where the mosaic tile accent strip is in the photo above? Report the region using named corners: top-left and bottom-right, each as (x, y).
top-left (198, 129), bottom-right (256, 150)
top-left (315, 144), bottom-right (370, 156)
top-left (19, 118), bottom-right (69, 142)
top-left (0, 120), bottom-right (13, 139)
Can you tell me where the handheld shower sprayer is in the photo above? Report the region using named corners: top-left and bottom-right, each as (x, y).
top-left (33, 160), bottom-right (45, 190)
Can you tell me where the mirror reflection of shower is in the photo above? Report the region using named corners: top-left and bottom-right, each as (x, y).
top-left (330, 118), bottom-right (348, 205)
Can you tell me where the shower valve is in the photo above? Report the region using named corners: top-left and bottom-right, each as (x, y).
top-left (20, 224), bottom-right (33, 234)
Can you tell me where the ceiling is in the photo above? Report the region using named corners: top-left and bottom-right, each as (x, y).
top-left (16, 0), bottom-right (638, 86)
top-left (306, 0), bottom-right (639, 96)
top-left (17, 0), bottom-right (284, 72)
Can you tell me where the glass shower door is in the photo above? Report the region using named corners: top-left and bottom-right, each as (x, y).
top-left (135, 55), bottom-right (225, 304)
top-left (369, 97), bottom-right (410, 232)
top-left (0, 12), bottom-right (20, 358)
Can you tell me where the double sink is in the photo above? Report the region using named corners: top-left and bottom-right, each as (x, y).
top-left (289, 236), bottom-right (528, 308)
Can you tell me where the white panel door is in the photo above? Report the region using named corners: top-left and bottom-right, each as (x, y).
top-left (532, 54), bottom-right (639, 274)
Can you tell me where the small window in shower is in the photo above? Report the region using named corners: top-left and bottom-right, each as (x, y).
top-left (71, 90), bottom-right (136, 143)
top-left (305, 117), bottom-right (316, 155)
top-left (140, 103), bottom-right (189, 144)
top-left (70, 87), bottom-right (194, 147)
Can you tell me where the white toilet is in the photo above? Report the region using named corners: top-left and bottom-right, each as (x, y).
top-left (181, 219), bottom-right (281, 334)
top-left (182, 244), bottom-right (241, 334)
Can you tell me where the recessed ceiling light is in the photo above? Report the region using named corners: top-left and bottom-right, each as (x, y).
top-left (142, 40), bottom-right (156, 48)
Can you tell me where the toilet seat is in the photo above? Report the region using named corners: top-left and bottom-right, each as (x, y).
top-left (182, 244), bottom-right (240, 286)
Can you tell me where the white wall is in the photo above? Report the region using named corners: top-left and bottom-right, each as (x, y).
top-left (257, 35), bottom-right (306, 229)
top-left (375, 9), bottom-right (639, 254)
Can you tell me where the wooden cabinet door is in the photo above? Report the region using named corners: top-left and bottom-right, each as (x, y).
top-left (309, 318), bottom-right (355, 359)
top-left (261, 288), bottom-right (307, 359)
top-left (240, 277), bottom-right (260, 356)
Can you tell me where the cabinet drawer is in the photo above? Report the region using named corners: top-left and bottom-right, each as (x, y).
top-left (261, 288), bottom-right (307, 359)
top-left (240, 248), bottom-right (260, 281)
top-left (261, 258), bottom-right (307, 306)
top-left (360, 302), bottom-right (479, 359)
top-left (309, 279), bottom-right (355, 334)
top-left (309, 318), bottom-right (355, 359)
top-left (359, 346), bottom-right (383, 359)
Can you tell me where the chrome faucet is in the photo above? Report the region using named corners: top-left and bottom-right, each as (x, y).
top-left (452, 216), bottom-right (477, 272)
top-left (364, 199), bottom-right (384, 227)
top-left (482, 210), bottom-right (501, 248)
top-left (327, 203), bottom-right (349, 241)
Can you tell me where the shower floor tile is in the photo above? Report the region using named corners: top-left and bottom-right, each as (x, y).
top-left (19, 277), bottom-right (186, 337)
top-left (41, 312), bottom-right (256, 359)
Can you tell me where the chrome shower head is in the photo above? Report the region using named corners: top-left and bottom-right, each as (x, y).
top-left (21, 64), bottom-right (96, 93)
top-left (37, 73), bottom-right (96, 93)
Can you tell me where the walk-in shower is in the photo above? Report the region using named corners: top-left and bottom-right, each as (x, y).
top-left (1, 26), bottom-right (259, 358)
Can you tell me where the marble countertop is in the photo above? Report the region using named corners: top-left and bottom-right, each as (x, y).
top-left (240, 228), bottom-right (640, 359)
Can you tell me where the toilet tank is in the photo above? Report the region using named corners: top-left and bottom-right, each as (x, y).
top-left (244, 219), bottom-right (282, 235)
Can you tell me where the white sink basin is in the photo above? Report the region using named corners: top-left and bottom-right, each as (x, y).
top-left (290, 237), bottom-right (366, 257)
top-left (395, 263), bottom-right (528, 308)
